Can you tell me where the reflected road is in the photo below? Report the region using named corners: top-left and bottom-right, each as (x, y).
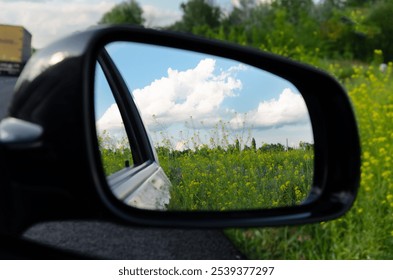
top-left (0, 76), bottom-right (17, 119)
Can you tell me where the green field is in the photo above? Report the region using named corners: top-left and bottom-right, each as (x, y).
top-left (157, 146), bottom-right (313, 211)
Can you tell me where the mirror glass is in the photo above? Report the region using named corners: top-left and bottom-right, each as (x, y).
top-left (95, 42), bottom-right (314, 211)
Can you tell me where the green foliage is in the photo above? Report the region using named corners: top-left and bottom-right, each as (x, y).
top-left (365, 1), bottom-right (393, 62)
top-left (97, 131), bottom-right (133, 176)
top-left (251, 138), bottom-right (256, 151)
top-left (100, 147), bottom-right (133, 175)
top-left (272, 0), bottom-right (313, 25)
top-left (165, 0), bottom-right (390, 63)
top-left (97, 0), bottom-right (392, 63)
top-left (167, 0), bottom-right (222, 35)
top-left (99, 0), bottom-right (144, 25)
top-left (345, 0), bottom-right (378, 7)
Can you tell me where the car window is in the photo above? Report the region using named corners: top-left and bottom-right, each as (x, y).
top-left (94, 62), bottom-right (134, 176)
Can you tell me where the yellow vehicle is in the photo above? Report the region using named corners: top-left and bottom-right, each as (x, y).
top-left (0, 24), bottom-right (32, 76)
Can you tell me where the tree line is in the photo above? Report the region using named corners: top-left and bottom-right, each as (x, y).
top-left (99, 0), bottom-right (393, 63)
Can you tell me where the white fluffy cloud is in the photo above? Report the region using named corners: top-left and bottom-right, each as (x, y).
top-left (131, 58), bottom-right (244, 130)
top-left (96, 103), bottom-right (123, 133)
top-left (96, 58), bottom-right (244, 144)
top-left (230, 88), bottom-right (308, 129)
top-left (96, 103), bottom-right (130, 148)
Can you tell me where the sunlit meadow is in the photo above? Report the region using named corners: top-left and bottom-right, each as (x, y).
top-left (157, 144), bottom-right (313, 211)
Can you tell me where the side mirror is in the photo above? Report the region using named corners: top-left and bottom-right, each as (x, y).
top-left (0, 26), bottom-right (360, 232)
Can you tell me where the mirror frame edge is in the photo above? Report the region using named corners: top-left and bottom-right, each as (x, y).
top-left (83, 25), bottom-right (360, 228)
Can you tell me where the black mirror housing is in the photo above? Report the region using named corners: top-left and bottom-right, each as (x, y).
top-left (0, 25), bottom-right (360, 232)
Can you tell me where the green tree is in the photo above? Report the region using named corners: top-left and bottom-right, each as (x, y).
top-left (365, 1), bottom-right (393, 62)
top-left (345, 0), bottom-right (378, 7)
top-left (221, 0), bottom-right (272, 46)
top-left (99, 0), bottom-right (145, 25)
top-left (168, 0), bottom-right (222, 34)
top-left (315, 0), bottom-right (344, 21)
top-left (225, 0), bottom-right (258, 26)
top-left (272, 0), bottom-right (313, 25)
top-left (251, 137), bottom-right (256, 151)
top-left (235, 139), bottom-right (241, 151)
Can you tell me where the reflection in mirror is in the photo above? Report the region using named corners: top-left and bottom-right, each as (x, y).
top-left (96, 42), bottom-right (314, 211)
top-left (94, 62), bottom-right (171, 210)
top-left (94, 63), bottom-right (133, 175)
